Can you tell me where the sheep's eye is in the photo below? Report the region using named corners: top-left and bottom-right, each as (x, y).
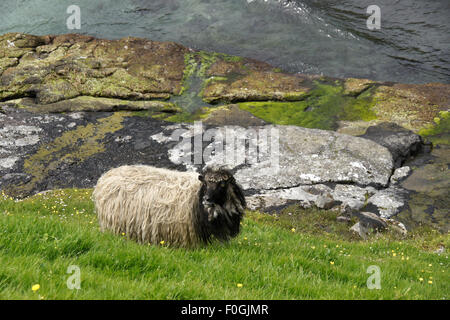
top-left (220, 182), bottom-right (226, 188)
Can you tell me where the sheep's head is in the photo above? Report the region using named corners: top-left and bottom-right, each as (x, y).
top-left (198, 167), bottom-right (234, 207)
top-left (198, 166), bottom-right (246, 241)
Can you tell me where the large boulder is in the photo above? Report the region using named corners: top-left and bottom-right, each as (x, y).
top-left (359, 122), bottom-right (427, 167)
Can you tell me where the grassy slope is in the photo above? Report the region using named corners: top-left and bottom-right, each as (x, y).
top-left (0, 189), bottom-right (448, 300)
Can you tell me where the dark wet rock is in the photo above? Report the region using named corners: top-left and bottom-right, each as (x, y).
top-left (396, 145), bottom-right (450, 232)
top-left (359, 122), bottom-right (425, 167)
top-left (0, 106), bottom-right (183, 197)
top-left (0, 173), bottom-right (31, 187)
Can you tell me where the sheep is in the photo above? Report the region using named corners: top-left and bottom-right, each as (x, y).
top-left (93, 165), bottom-right (246, 247)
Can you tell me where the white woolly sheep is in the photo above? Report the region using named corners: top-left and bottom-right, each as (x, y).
top-left (93, 165), bottom-right (246, 247)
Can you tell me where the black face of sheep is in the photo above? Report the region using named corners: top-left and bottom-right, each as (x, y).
top-left (197, 167), bottom-right (246, 243)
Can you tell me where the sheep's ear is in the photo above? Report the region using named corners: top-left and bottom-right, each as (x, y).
top-left (198, 175), bottom-right (204, 182)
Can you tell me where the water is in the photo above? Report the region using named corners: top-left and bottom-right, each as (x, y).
top-left (1, 0), bottom-right (449, 84)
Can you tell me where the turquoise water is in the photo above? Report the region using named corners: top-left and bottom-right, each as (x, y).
top-left (1, 0), bottom-right (449, 83)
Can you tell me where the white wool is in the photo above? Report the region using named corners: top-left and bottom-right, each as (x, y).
top-left (93, 165), bottom-right (203, 247)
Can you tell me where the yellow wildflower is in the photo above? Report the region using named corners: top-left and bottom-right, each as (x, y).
top-left (32, 284), bottom-right (40, 292)
top-left (237, 283), bottom-right (243, 288)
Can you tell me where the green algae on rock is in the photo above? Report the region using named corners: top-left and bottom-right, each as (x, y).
top-left (371, 83), bottom-right (449, 133)
top-left (1, 33), bottom-right (187, 104)
top-left (9, 96), bottom-right (180, 114)
top-left (237, 82), bottom-right (377, 131)
top-left (418, 111), bottom-right (450, 145)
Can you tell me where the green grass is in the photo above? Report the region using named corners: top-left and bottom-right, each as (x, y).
top-left (0, 189), bottom-right (448, 300)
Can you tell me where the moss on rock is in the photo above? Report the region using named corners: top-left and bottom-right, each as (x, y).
top-left (343, 78), bottom-right (375, 96)
top-left (237, 82), bottom-right (377, 130)
top-left (1, 33), bottom-right (187, 106)
top-left (10, 96), bottom-right (180, 114)
top-left (372, 83), bottom-right (449, 133)
top-left (418, 111), bottom-right (450, 145)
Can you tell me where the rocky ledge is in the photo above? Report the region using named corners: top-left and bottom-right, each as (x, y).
top-left (1, 33), bottom-right (449, 234)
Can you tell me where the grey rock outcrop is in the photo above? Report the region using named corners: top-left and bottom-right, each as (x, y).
top-left (359, 122), bottom-right (426, 167)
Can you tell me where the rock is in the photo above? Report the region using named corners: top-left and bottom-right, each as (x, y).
top-left (337, 216), bottom-right (352, 223)
top-left (152, 123), bottom-right (394, 189)
top-left (366, 186), bottom-right (409, 219)
top-left (350, 222), bottom-right (368, 239)
top-left (332, 184), bottom-right (376, 211)
top-left (315, 193), bottom-right (336, 210)
top-left (390, 166), bottom-right (411, 184)
top-left (203, 104), bottom-right (266, 127)
top-left (396, 145), bottom-right (450, 232)
top-left (350, 213), bottom-right (407, 239)
top-left (434, 246), bottom-right (445, 254)
top-left (0, 156), bottom-right (19, 170)
top-left (202, 70), bottom-right (311, 103)
top-left (246, 184), bottom-right (336, 211)
top-left (202, 125), bottom-right (394, 189)
top-left (371, 83), bottom-right (449, 133)
top-left (0, 173), bottom-right (31, 187)
top-left (337, 120), bottom-right (379, 136)
top-left (343, 78), bottom-right (375, 96)
top-left (246, 195), bottom-right (296, 212)
top-left (11, 96), bottom-right (180, 114)
top-left (359, 122), bottom-right (425, 167)
top-left (353, 211), bottom-right (388, 231)
top-left (1, 33), bottom-right (187, 104)
top-left (386, 219), bottom-right (408, 237)
top-left (0, 107), bottom-right (183, 197)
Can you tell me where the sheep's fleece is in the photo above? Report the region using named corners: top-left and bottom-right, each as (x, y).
top-left (94, 165), bottom-right (212, 247)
